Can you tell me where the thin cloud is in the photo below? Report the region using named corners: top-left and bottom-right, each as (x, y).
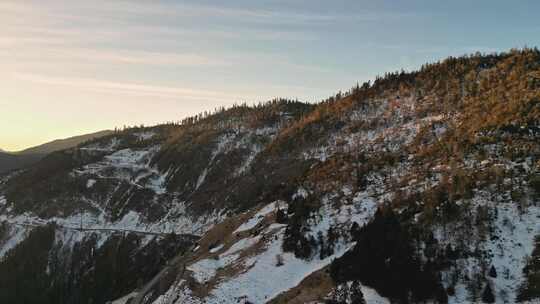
top-left (12, 72), bottom-right (330, 106)
top-left (92, 1), bottom-right (414, 25)
top-left (34, 48), bottom-right (230, 67)
top-left (62, 1), bottom-right (338, 25)
top-left (5, 24), bottom-right (318, 47)
top-left (14, 73), bottom-right (247, 103)
top-left (74, 50), bottom-right (230, 67)
top-left (5, 0), bottom-right (335, 28)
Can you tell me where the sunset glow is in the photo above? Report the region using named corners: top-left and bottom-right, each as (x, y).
top-left (1, 1), bottom-right (538, 151)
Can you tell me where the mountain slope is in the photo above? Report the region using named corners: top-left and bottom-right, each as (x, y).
top-left (17, 130), bottom-right (114, 155)
top-left (0, 152), bottom-right (42, 174)
top-left (0, 130), bottom-right (113, 174)
top-left (0, 48), bottom-right (539, 304)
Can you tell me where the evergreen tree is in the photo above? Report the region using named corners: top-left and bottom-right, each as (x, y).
top-left (489, 265), bottom-right (497, 278)
top-left (330, 208), bottom-right (445, 302)
top-left (481, 284), bottom-right (495, 303)
top-left (350, 280), bottom-right (366, 304)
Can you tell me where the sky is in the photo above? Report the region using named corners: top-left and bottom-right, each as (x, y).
top-left (1, 1), bottom-right (539, 151)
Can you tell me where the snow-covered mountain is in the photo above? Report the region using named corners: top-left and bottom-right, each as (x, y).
top-left (1, 49), bottom-right (540, 304)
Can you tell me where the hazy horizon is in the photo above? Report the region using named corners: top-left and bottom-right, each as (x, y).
top-left (2, 0), bottom-right (539, 151)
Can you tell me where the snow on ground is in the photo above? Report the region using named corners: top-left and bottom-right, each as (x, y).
top-left (432, 193), bottom-right (540, 304)
top-left (188, 253), bottom-right (240, 283)
top-left (254, 126), bottom-right (279, 137)
top-left (74, 145), bottom-right (169, 195)
top-left (94, 147), bottom-right (155, 170)
top-left (190, 228), bottom-right (352, 303)
top-left (209, 244), bottom-right (223, 253)
top-left (0, 219), bottom-right (126, 260)
top-left (302, 95), bottom-right (447, 162)
top-left (152, 282), bottom-right (198, 304)
top-left (188, 235), bottom-right (263, 285)
top-left (306, 191), bottom-right (378, 239)
top-left (86, 179), bottom-right (96, 188)
top-left (166, 231), bottom-right (339, 304)
top-left (195, 168), bottom-right (208, 190)
top-left (235, 144), bottom-right (261, 176)
top-left (293, 187), bottom-right (309, 199)
top-left (234, 201), bottom-right (285, 233)
top-left (486, 203), bottom-right (540, 303)
top-left (222, 236), bottom-right (261, 256)
top-left (0, 224), bottom-right (28, 258)
top-left (361, 284), bottom-right (391, 304)
top-left (196, 126), bottom-right (279, 181)
top-left (148, 201), bottom-right (225, 235)
top-left (0, 200), bottom-right (221, 237)
top-left (80, 137), bottom-right (120, 152)
top-left (111, 292), bottom-right (138, 304)
top-left (195, 127), bottom-right (279, 184)
top-left (51, 227), bottom-right (121, 256)
top-left (232, 214), bottom-right (263, 233)
top-left (234, 126), bottom-right (278, 176)
top-left (155, 194), bottom-right (379, 304)
top-left (330, 282), bottom-right (390, 304)
top-left (195, 133), bottom-right (236, 190)
top-left (134, 131), bottom-right (156, 141)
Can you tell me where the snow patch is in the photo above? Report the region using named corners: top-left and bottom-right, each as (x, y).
top-left (234, 201), bottom-right (285, 233)
top-left (200, 228), bottom-right (352, 303)
top-left (188, 254), bottom-right (240, 283)
top-left (111, 292), bottom-right (138, 304)
top-left (74, 145), bottom-right (169, 194)
top-left (86, 179), bottom-right (96, 188)
top-left (293, 187), bottom-right (309, 199)
top-left (222, 236), bottom-right (261, 257)
top-left (80, 137), bottom-right (120, 152)
top-left (361, 284), bottom-right (391, 304)
top-left (0, 225), bottom-right (28, 258)
top-left (135, 131), bottom-right (156, 141)
top-left (434, 196), bottom-right (540, 304)
top-left (209, 244), bottom-right (224, 254)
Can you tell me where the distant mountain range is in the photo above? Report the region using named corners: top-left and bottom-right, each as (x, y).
top-left (16, 130), bottom-right (114, 155)
top-left (0, 130), bottom-right (113, 174)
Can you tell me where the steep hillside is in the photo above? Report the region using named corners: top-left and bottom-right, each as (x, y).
top-left (1, 49), bottom-right (539, 304)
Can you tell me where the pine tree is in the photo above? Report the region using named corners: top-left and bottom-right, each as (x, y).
top-left (489, 265), bottom-right (497, 278)
top-left (350, 280), bottom-right (366, 304)
top-left (481, 283), bottom-right (495, 303)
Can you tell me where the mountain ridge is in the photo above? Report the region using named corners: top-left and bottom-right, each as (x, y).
top-left (0, 130), bottom-right (113, 174)
top-left (0, 48), bottom-right (539, 304)
top-left (15, 129), bottom-right (114, 155)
